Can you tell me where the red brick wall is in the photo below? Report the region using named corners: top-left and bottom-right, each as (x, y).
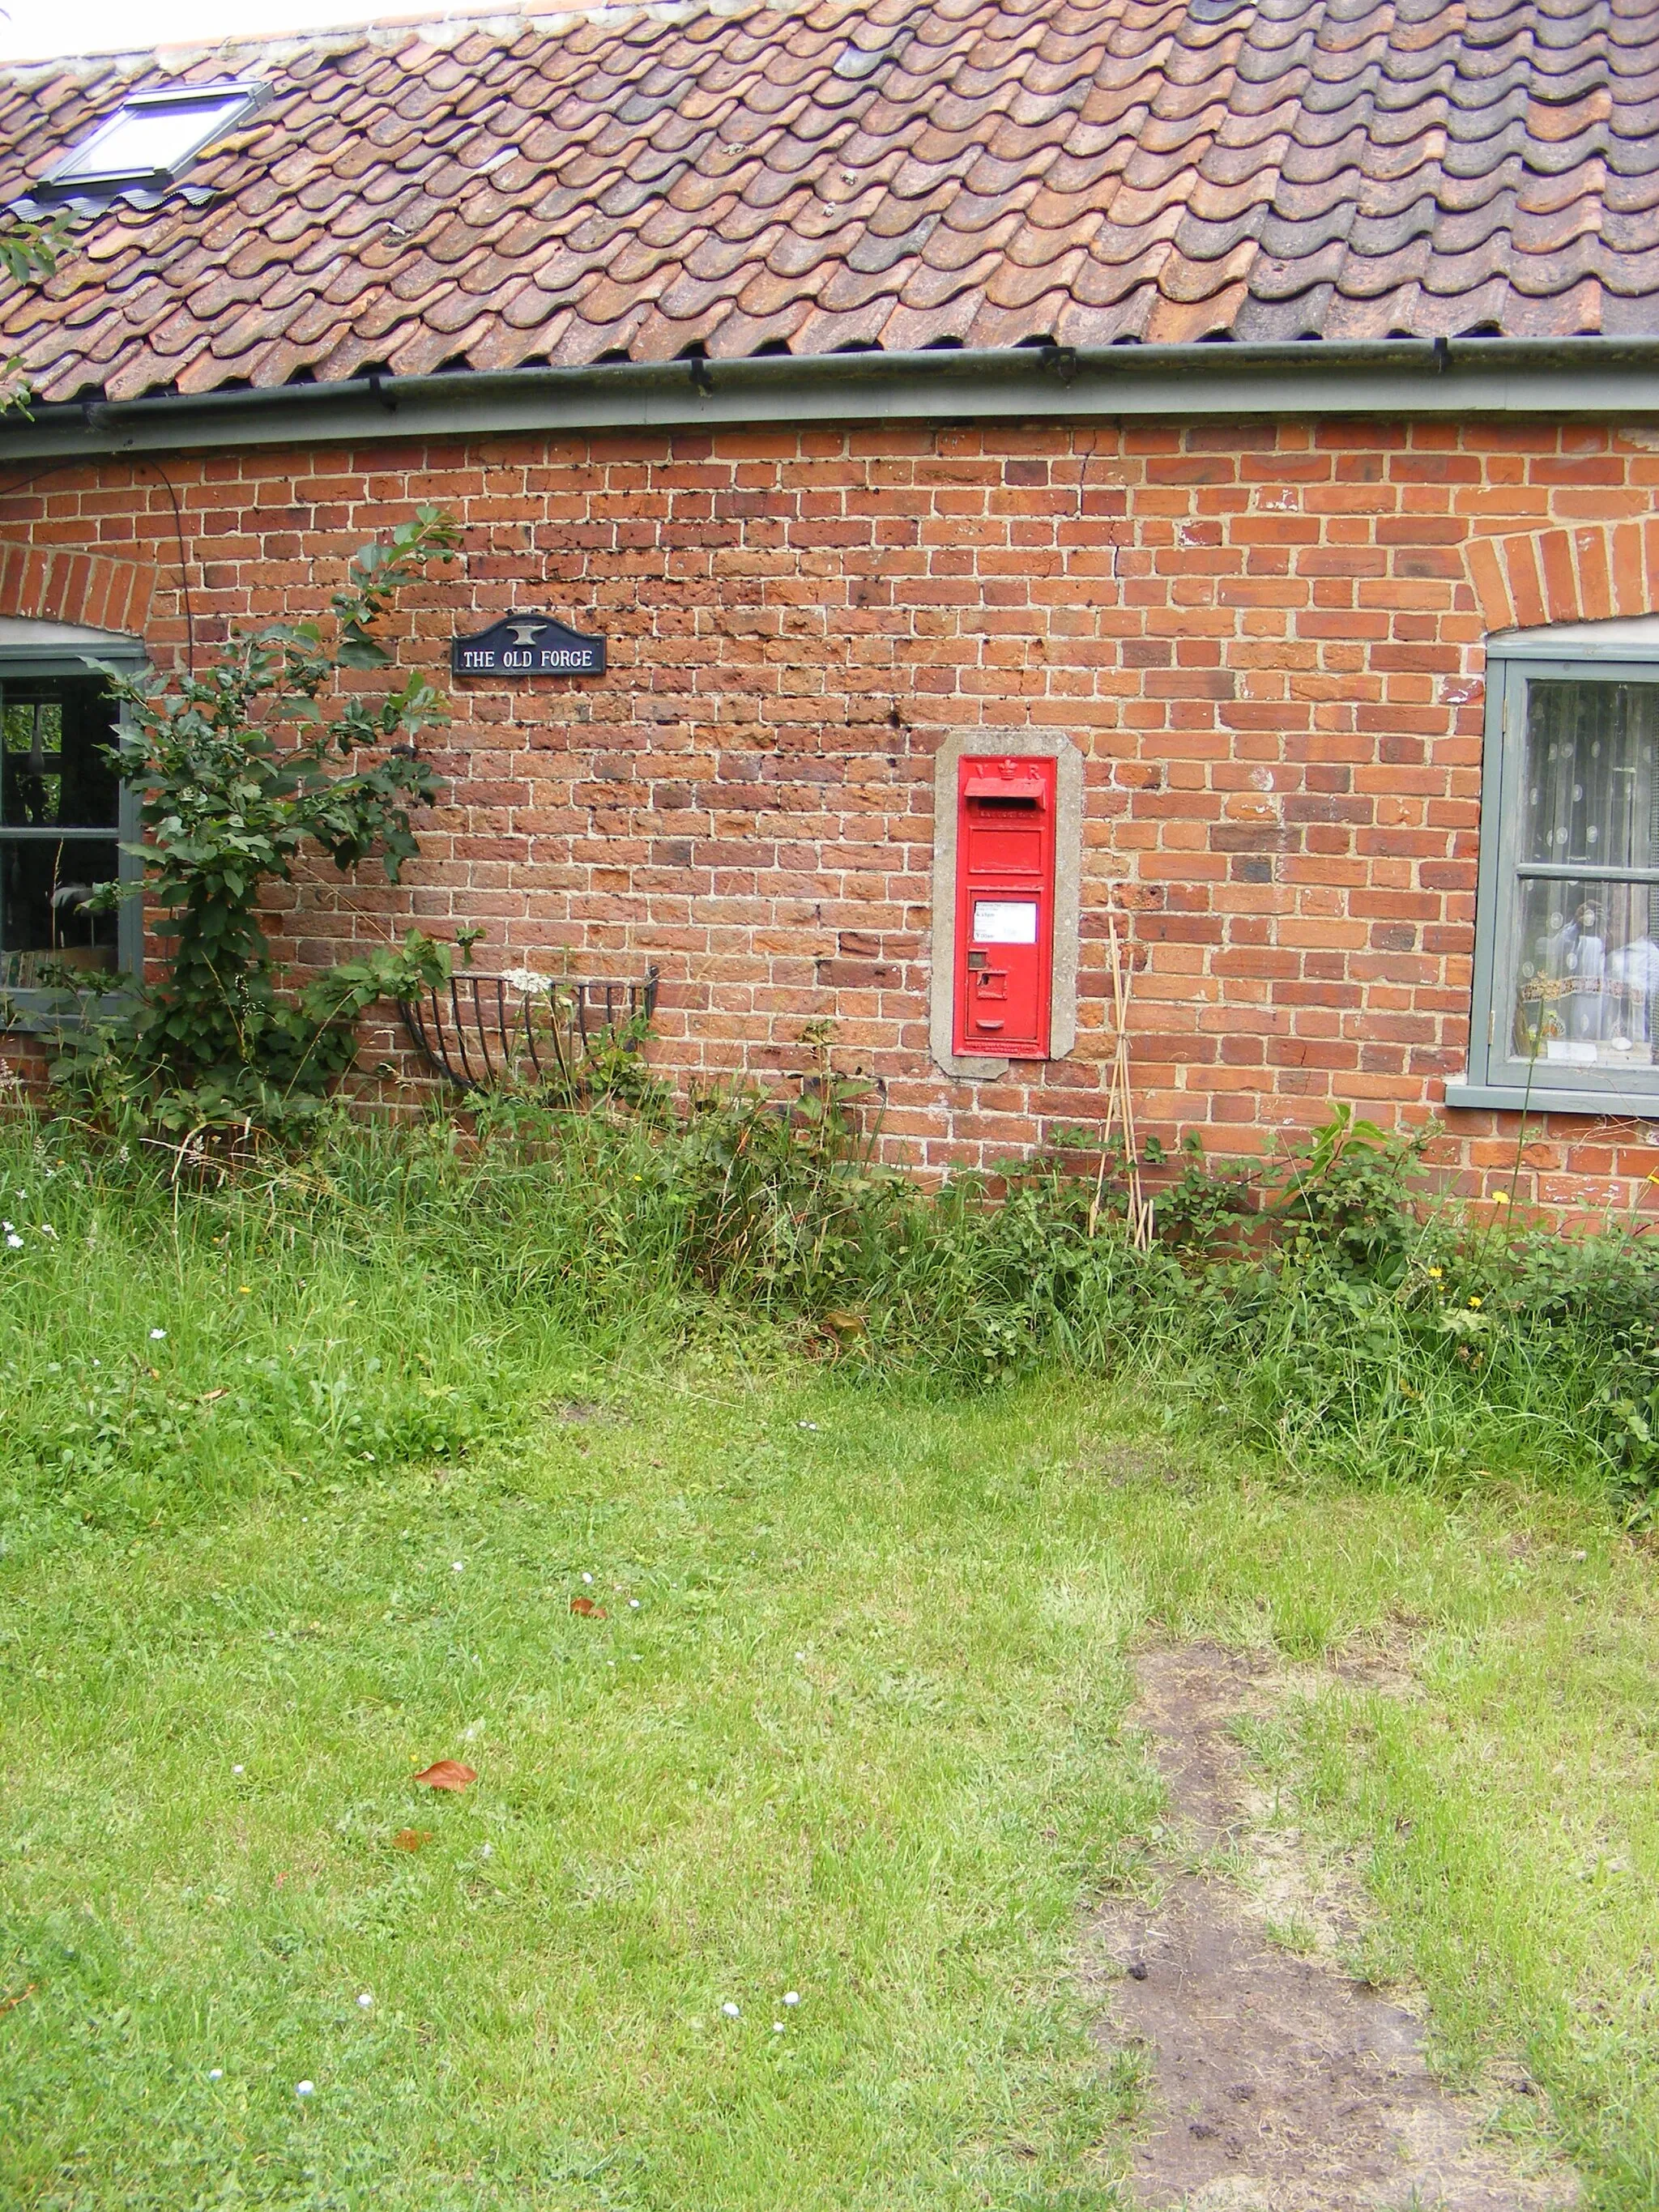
top-left (5, 414), bottom-right (1659, 1216)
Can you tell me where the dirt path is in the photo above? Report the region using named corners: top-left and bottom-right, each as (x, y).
top-left (1087, 1645), bottom-right (1576, 2212)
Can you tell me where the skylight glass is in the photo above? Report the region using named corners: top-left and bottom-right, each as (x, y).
top-left (45, 83), bottom-right (262, 194)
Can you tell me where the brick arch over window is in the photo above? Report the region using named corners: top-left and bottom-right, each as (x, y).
top-left (0, 541), bottom-right (156, 636)
top-left (1468, 521), bottom-right (1659, 634)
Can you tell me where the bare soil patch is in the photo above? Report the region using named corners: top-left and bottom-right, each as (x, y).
top-left (1088, 1644), bottom-right (1575, 2211)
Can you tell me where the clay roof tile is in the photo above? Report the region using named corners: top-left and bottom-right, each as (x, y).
top-left (0, 0), bottom-right (1651, 399)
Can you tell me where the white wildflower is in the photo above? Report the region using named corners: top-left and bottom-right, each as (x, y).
top-left (721, 2001), bottom-right (740, 2019)
top-left (772, 2022), bottom-right (785, 2034)
top-left (500, 967), bottom-right (555, 996)
top-left (357, 1993), bottom-right (373, 2010)
top-left (5, 1234), bottom-right (20, 1250)
top-left (150, 1328), bottom-right (167, 1341)
top-left (295, 2081), bottom-right (315, 2099)
top-left (208, 2067), bottom-right (223, 2080)
top-left (783, 1991), bottom-right (800, 2006)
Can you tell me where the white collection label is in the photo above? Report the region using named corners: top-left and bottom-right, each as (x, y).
top-left (972, 899), bottom-right (1038, 944)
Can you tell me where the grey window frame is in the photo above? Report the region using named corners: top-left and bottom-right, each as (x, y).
top-left (1447, 624), bottom-right (1659, 1118)
top-left (0, 633), bottom-right (146, 1029)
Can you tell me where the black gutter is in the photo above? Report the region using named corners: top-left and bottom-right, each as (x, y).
top-left (2, 335), bottom-right (1658, 461)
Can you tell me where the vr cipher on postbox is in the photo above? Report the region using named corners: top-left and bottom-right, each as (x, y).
top-left (952, 754), bottom-right (1057, 1059)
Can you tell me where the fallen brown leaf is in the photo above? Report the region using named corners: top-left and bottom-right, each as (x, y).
top-left (412, 1759), bottom-right (476, 1792)
top-left (393, 1828), bottom-right (431, 1852)
top-left (0, 1981), bottom-right (36, 2015)
top-left (196, 1387), bottom-right (229, 1405)
top-left (569, 1596), bottom-right (607, 1618)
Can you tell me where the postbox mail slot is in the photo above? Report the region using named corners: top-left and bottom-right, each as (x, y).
top-left (963, 774), bottom-right (1045, 800)
top-left (953, 753), bottom-right (1057, 1060)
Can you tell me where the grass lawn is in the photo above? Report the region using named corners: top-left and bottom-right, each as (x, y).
top-left (5, 1367), bottom-right (1658, 2209)
top-left (1, 1142), bottom-right (1657, 2207)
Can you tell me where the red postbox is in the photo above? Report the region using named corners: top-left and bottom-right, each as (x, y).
top-left (952, 753), bottom-right (1058, 1059)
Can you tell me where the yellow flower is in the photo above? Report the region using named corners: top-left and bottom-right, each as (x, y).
top-left (1490, 1191), bottom-right (1511, 1204)
top-left (1469, 1295), bottom-right (1483, 1309)
top-left (1427, 1266), bottom-right (1443, 1280)
top-left (237, 1285), bottom-right (252, 1294)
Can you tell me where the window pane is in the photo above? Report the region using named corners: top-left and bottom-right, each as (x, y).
top-left (1502, 680), bottom-right (1659, 1081)
top-left (57, 93), bottom-right (246, 181)
top-left (0, 836), bottom-right (121, 983)
top-left (0, 677), bottom-right (120, 830)
top-left (1512, 878), bottom-right (1659, 1071)
top-left (1520, 680), bottom-right (1659, 869)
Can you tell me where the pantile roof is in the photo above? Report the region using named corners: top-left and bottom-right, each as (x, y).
top-left (2, 0), bottom-right (1657, 407)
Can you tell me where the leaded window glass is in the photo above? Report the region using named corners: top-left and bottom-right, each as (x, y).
top-left (0, 675), bottom-right (124, 984)
top-left (0, 627), bottom-right (144, 1008)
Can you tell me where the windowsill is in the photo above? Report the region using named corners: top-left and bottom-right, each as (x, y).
top-left (0, 986), bottom-right (136, 1035)
top-left (1443, 1078), bottom-right (1659, 1120)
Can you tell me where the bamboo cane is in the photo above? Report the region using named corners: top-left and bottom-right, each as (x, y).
top-left (1104, 904), bottom-right (1153, 1251)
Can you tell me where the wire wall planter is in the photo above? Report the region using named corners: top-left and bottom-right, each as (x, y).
top-left (399, 966), bottom-right (659, 1093)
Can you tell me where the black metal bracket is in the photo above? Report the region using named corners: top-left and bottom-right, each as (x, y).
top-left (399, 967), bottom-right (659, 1092)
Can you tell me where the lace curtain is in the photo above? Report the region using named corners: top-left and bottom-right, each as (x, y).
top-left (1512, 679), bottom-right (1659, 1068)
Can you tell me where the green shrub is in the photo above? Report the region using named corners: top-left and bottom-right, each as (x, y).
top-left (34, 511), bottom-right (462, 1141)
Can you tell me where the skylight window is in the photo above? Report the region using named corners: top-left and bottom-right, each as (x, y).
top-left (39, 82), bottom-right (265, 198)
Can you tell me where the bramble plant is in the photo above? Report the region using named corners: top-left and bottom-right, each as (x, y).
top-left (62, 507), bottom-right (463, 1132)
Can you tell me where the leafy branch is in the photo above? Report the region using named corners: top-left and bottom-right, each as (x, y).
top-left (0, 211), bottom-right (75, 414)
top-left (0, 211), bottom-right (72, 285)
top-left (55, 506), bottom-right (464, 1133)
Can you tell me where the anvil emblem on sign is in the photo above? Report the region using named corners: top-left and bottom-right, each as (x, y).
top-left (450, 612), bottom-right (607, 679)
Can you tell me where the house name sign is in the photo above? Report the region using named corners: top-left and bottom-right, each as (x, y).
top-left (451, 613), bottom-right (606, 679)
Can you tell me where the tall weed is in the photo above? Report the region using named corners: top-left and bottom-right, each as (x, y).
top-left (2, 1080), bottom-right (1656, 1545)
